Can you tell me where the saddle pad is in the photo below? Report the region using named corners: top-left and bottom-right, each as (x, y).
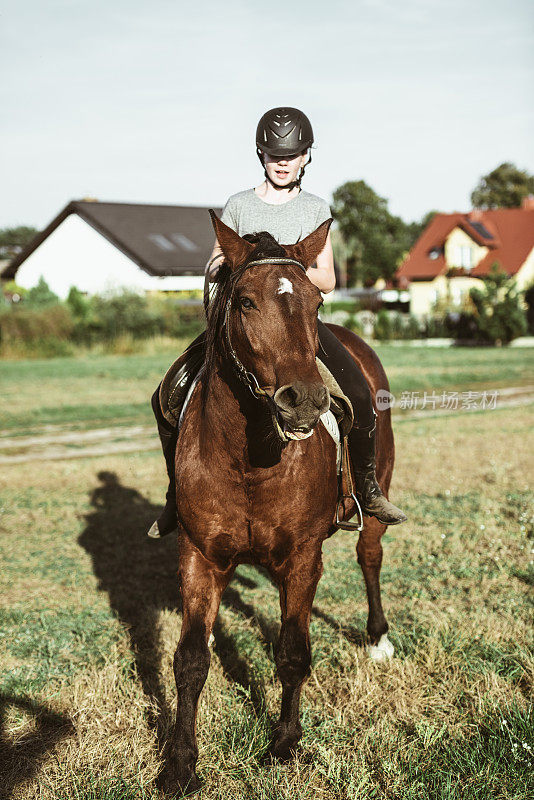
top-left (315, 357), bottom-right (354, 437)
top-left (319, 409), bottom-right (342, 472)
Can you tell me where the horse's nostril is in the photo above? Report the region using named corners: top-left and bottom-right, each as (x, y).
top-left (274, 384), bottom-right (300, 411)
top-left (285, 387), bottom-right (299, 407)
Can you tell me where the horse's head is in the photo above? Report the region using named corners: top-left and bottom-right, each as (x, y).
top-left (204, 211), bottom-right (333, 442)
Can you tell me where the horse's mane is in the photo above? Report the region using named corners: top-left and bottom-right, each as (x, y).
top-left (200, 231), bottom-right (287, 410)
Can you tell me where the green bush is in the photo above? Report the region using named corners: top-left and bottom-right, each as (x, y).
top-left (0, 303), bottom-right (75, 357)
top-left (444, 311), bottom-right (480, 341)
top-left (422, 315), bottom-right (450, 339)
top-left (25, 276), bottom-right (60, 308)
top-left (149, 295), bottom-right (205, 339)
top-left (0, 303), bottom-right (73, 343)
top-left (373, 309), bottom-right (392, 340)
top-left (372, 310), bottom-right (423, 340)
top-left (469, 264), bottom-right (527, 344)
top-left (389, 312), bottom-right (421, 340)
top-left (84, 291), bottom-right (163, 342)
top-left (66, 286), bottom-right (90, 320)
top-left (345, 315), bottom-right (363, 335)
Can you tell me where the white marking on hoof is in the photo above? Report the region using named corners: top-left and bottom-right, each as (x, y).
top-left (147, 521), bottom-right (161, 539)
top-left (277, 277), bottom-right (293, 295)
top-left (208, 633), bottom-right (215, 647)
top-left (367, 634), bottom-right (394, 662)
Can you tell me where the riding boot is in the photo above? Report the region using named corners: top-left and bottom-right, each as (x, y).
top-left (147, 336), bottom-right (206, 539)
top-left (147, 420), bottom-right (179, 539)
top-left (348, 416), bottom-right (407, 525)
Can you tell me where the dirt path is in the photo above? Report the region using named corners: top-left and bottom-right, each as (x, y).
top-left (1, 386), bottom-right (532, 464)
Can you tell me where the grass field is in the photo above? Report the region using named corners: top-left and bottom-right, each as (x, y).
top-left (1, 340), bottom-right (533, 434)
top-left (0, 346), bottom-right (533, 799)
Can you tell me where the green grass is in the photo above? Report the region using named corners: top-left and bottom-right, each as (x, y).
top-left (1, 343), bottom-right (532, 434)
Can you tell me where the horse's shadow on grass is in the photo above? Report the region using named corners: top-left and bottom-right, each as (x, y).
top-left (78, 471), bottom-right (180, 741)
top-left (78, 471), bottom-right (367, 745)
top-left (0, 694), bottom-right (74, 800)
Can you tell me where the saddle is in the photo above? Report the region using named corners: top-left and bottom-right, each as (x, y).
top-left (159, 335), bottom-right (206, 427)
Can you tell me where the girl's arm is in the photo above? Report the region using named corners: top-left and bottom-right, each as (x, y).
top-left (205, 239), bottom-right (225, 279)
top-left (306, 231), bottom-right (336, 294)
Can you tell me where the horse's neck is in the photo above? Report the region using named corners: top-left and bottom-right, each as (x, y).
top-left (199, 359), bottom-right (283, 469)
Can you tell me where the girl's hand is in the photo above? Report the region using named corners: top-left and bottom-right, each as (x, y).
top-left (206, 241), bottom-right (225, 281)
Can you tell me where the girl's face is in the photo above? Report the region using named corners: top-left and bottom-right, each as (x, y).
top-left (262, 150), bottom-right (308, 188)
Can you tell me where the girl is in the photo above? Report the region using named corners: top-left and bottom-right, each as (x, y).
top-left (148, 107), bottom-right (406, 538)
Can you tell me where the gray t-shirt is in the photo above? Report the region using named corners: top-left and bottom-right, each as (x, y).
top-left (221, 188), bottom-right (331, 244)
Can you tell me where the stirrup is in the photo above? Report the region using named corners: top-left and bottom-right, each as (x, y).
top-left (335, 434), bottom-right (364, 532)
top-left (335, 492), bottom-right (364, 531)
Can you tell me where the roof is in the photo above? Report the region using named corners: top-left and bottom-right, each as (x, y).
top-left (397, 207), bottom-right (534, 281)
top-left (2, 200), bottom-right (223, 281)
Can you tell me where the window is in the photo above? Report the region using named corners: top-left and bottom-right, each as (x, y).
top-left (453, 245), bottom-right (472, 269)
top-left (148, 234), bottom-right (175, 251)
top-left (148, 233), bottom-right (200, 252)
top-left (169, 233), bottom-right (199, 252)
top-left (451, 285), bottom-right (463, 305)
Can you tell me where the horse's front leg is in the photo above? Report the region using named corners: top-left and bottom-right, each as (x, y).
top-left (163, 537), bottom-right (232, 795)
top-left (270, 543), bottom-right (323, 761)
top-left (357, 517), bottom-right (394, 661)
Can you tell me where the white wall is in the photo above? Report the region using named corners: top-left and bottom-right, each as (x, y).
top-left (14, 214), bottom-right (205, 297)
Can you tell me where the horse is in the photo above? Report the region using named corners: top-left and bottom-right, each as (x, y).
top-left (162, 212), bottom-right (396, 794)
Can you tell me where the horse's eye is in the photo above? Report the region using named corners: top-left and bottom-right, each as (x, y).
top-left (240, 297), bottom-right (254, 310)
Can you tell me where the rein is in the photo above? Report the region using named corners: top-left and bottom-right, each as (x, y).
top-left (222, 256), bottom-right (307, 441)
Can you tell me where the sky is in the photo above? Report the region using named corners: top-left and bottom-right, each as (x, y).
top-left (1, 0), bottom-right (533, 230)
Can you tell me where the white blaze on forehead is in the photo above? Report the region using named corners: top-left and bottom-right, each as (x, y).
top-left (277, 277), bottom-right (293, 295)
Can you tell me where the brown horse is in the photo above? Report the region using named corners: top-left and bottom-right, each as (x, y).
top-left (162, 213), bottom-right (396, 794)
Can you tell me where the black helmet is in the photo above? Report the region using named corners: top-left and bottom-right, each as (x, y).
top-left (256, 107), bottom-right (314, 157)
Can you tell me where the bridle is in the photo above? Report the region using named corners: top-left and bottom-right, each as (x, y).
top-left (222, 256), bottom-right (308, 441)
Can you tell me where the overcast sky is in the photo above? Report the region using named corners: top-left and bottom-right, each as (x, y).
top-left (1, 0), bottom-right (533, 230)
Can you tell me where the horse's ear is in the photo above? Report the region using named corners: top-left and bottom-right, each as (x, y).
top-left (209, 210), bottom-right (254, 270)
top-left (283, 218), bottom-right (333, 267)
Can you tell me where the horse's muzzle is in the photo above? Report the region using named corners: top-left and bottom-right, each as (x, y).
top-left (273, 381), bottom-right (330, 439)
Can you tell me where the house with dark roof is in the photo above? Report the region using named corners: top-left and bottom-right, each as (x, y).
top-left (396, 197), bottom-right (534, 316)
top-left (1, 200), bottom-right (222, 297)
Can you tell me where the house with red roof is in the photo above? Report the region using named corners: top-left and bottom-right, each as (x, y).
top-left (395, 197), bottom-right (534, 317)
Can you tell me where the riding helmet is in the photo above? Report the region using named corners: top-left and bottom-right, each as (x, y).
top-left (256, 107), bottom-right (314, 157)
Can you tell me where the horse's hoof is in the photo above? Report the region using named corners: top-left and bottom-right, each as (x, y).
top-left (268, 736), bottom-right (300, 762)
top-left (161, 770), bottom-right (202, 797)
top-left (367, 633), bottom-right (394, 662)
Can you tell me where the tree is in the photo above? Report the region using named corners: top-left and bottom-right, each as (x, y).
top-left (0, 226), bottom-right (38, 260)
top-left (469, 263), bottom-right (527, 344)
top-left (471, 162), bottom-right (534, 209)
top-left (66, 286), bottom-right (90, 320)
top-left (331, 181), bottom-right (421, 286)
top-left (26, 276), bottom-right (60, 308)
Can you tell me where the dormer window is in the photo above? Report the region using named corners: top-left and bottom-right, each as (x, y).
top-left (429, 247), bottom-right (441, 260)
top-left (453, 245), bottom-right (473, 270)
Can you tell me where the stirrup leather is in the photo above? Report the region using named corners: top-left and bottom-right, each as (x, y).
top-left (335, 434), bottom-right (364, 531)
